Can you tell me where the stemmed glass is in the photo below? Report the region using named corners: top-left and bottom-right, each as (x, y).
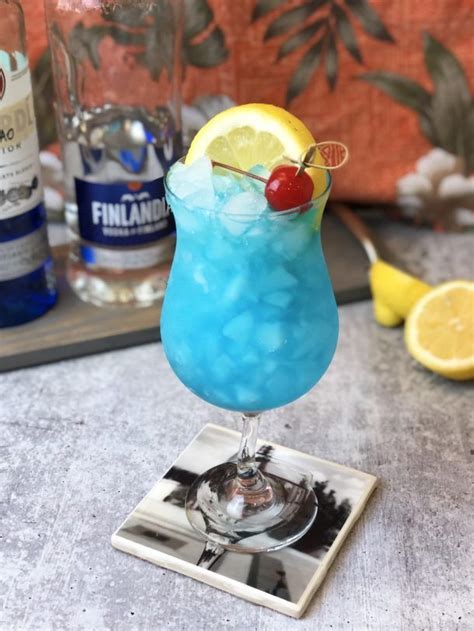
top-left (161, 164), bottom-right (338, 553)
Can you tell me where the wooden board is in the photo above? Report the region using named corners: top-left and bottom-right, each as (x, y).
top-left (0, 210), bottom-right (371, 372)
top-left (0, 245), bottom-right (163, 372)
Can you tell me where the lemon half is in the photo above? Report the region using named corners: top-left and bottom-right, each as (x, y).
top-left (405, 280), bottom-right (474, 381)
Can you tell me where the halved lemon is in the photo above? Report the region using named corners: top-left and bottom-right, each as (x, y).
top-left (185, 103), bottom-right (327, 194)
top-left (405, 281), bottom-right (474, 381)
top-left (369, 260), bottom-right (431, 326)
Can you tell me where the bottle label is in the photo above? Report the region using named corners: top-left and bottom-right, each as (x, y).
top-left (0, 205), bottom-right (50, 281)
top-left (80, 238), bottom-right (173, 270)
top-left (0, 58), bottom-right (43, 220)
top-left (75, 177), bottom-right (175, 247)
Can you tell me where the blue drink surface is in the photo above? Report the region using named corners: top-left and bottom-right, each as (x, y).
top-left (161, 158), bottom-right (338, 412)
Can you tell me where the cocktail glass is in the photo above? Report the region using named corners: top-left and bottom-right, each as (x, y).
top-left (161, 164), bottom-right (338, 553)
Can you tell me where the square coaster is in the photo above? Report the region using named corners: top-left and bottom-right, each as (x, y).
top-left (111, 423), bottom-right (377, 618)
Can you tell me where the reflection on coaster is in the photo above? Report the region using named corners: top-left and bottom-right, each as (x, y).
top-left (111, 423), bottom-right (377, 618)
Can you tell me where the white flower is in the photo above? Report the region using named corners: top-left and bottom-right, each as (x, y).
top-left (397, 173), bottom-right (433, 197)
top-left (396, 148), bottom-right (474, 228)
top-left (415, 148), bottom-right (460, 184)
top-left (438, 174), bottom-right (474, 199)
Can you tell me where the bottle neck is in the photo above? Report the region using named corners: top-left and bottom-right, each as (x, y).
top-left (0, 1), bottom-right (26, 58)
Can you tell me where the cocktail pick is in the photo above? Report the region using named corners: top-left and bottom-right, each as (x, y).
top-left (211, 140), bottom-right (349, 182)
top-left (285, 141), bottom-right (350, 173)
top-left (211, 141), bottom-right (349, 211)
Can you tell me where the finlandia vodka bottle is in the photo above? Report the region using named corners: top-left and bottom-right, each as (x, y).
top-left (44, 0), bottom-right (183, 307)
top-left (0, 0), bottom-right (57, 327)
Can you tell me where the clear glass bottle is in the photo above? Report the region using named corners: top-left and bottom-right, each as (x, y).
top-left (0, 0), bottom-right (57, 328)
top-left (44, 0), bottom-right (183, 307)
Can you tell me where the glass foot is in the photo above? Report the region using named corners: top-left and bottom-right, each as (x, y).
top-left (185, 458), bottom-right (317, 553)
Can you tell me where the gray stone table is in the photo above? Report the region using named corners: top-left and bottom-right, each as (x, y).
top-left (1, 222), bottom-right (473, 631)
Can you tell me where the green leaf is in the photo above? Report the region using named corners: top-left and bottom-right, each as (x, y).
top-left (277, 19), bottom-right (326, 59)
top-left (423, 33), bottom-right (471, 106)
top-left (423, 33), bottom-right (474, 170)
top-left (183, 0), bottom-right (228, 68)
top-left (344, 0), bottom-right (394, 42)
top-left (252, 0), bottom-right (288, 21)
top-left (417, 114), bottom-right (438, 148)
top-left (31, 49), bottom-right (57, 149)
top-left (264, 1), bottom-right (327, 41)
top-left (184, 27), bottom-right (229, 67)
top-left (286, 38), bottom-right (324, 104)
top-left (332, 4), bottom-right (362, 63)
top-left (462, 105), bottom-right (474, 172)
top-left (184, 0), bottom-right (213, 40)
top-left (360, 71), bottom-right (431, 115)
top-left (325, 31), bottom-right (338, 89)
top-left (429, 95), bottom-right (474, 172)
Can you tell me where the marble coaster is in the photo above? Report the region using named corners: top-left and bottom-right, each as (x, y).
top-left (111, 423), bottom-right (377, 618)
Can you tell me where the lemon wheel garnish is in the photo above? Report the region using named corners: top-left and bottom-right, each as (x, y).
top-left (405, 281), bottom-right (474, 381)
top-left (185, 103), bottom-right (327, 195)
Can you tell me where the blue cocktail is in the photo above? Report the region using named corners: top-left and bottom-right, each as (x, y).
top-left (161, 154), bottom-right (338, 553)
top-left (162, 162), bottom-right (337, 412)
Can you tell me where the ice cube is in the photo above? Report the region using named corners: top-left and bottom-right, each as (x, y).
top-left (213, 173), bottom-right (241, 197)
top-left (183, 189), bottom-right (215, 211)
top-left (184, 156), bottom-right (214, 187)
top-left (198, 332), bottom-right (219, 362)
top-left (264, 291), bottom-right (292, 308)
top-left (206, 237), bottom-right (234, 261)
top-left (213, 353), bottom-right (234, 383)
top-left (169, 160), bottom-right (187, 178)
top-left (220, 191), bottom-right (268, 235)
top-left (262, 266), bottom-right (298, 291)
top-left (242, 351), bottom-right (259, 365)
top-left (193, 264), bottom-right (209, 293)
top-left (223, 311), bottom-right (253, 343)
top-left (181, 250), bottom-right (193, 264)
top-left (169, 156), bottom-right (216, 209)
top-left (273, 222), bottom-right (312, 260)
top-left (240, 164), bottom-right (270, 194)
top-left (246, 224), bottom-right (265, 237)
top-left (170, 342), bottom-right (193, 367)
top-left (256, 322), bottom-right (286, 353)
top-left (290, 339), bottom-right (311, 360)
top-left (223, 274), bottom-right (247, 305)
top-left (235, 385), bottom-right (260, 405)
top-left (176, 206), bottom-right (200, 233)
top-left (263, 359), bottom-right (278, 375)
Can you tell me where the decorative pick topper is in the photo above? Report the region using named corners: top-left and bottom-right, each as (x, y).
top-left (212, 140), bottom-right (349, 212)
top-left (285, 141), bottom-right (349, 172)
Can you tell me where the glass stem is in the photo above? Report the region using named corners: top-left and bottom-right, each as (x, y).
top-left (237, 413), bottom-right (261, 482)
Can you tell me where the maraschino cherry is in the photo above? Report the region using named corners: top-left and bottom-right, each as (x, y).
top-left (264, 165), bottom-right (314, 212)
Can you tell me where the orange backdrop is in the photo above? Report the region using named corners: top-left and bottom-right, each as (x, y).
top-left (22, 0), bottom-right (474, 209)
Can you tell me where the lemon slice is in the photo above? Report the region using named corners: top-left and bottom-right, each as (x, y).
top-left (405, 281), bottom-right (474, 381)
top-left (185, 103), bottom-right (327, 194)
top-left (369, 260), bottom-right (431, 326)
